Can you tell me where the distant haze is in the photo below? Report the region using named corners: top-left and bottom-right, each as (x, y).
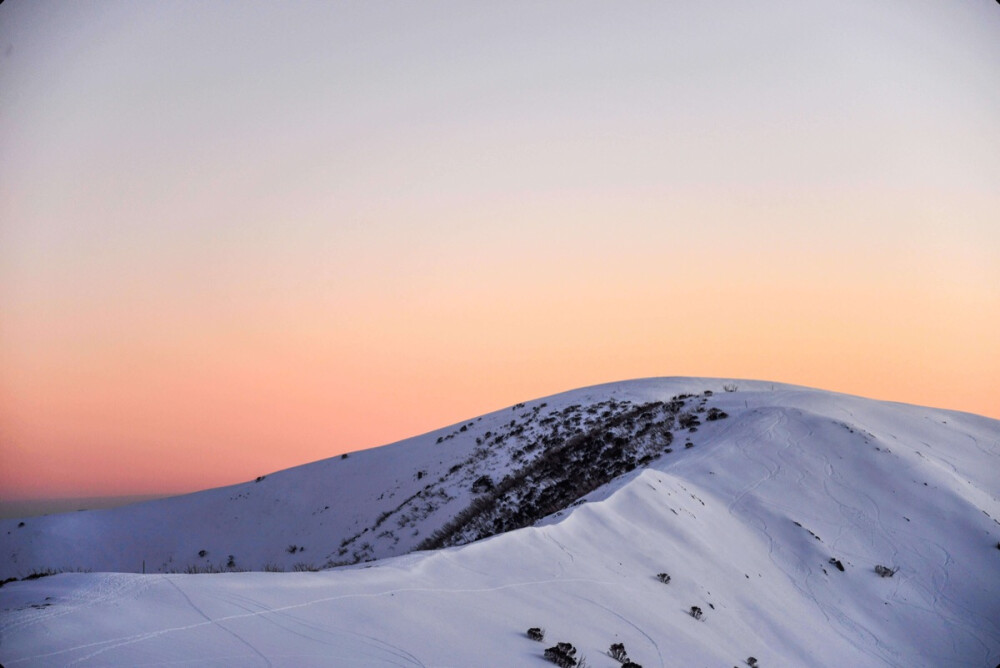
top-left (0, 494), bottom-right (172, 520)
top-left (1, 1), bottom-right (998, 502)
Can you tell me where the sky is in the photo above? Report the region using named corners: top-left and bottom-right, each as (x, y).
top-left (1, 0), bottom-right (998, 505)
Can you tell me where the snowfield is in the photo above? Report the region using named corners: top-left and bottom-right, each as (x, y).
top-left (1, 378), bottom-right (998, 667)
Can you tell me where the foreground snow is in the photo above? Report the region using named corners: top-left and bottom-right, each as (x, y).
top-left (2, 378), bottom-right (999, 667)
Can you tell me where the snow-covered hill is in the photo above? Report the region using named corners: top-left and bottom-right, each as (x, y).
top-left (2, 378), bottom-right (999, 667)
top-left (0, 378), bottom-right (747, 578)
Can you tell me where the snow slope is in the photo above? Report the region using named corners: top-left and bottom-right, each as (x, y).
top-left (1, 378), bottom-right (999, 667)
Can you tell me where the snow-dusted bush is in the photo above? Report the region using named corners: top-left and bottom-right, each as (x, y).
top-left (655, 572), bottom-right (671, 584)
top-left (678, 413), bottom-right (701, 429)
top-left (690, 606), bottom-right (703, 620)
top-left (544, 642), bottom-right (578, 667)
top-left (747, 657), bottom-right (759, 667)
top-left (706, 407), bottom-right (729, 421)
top-left (874, 564), bottom-right (898, 577)
top-left (609, 642), bottom-right (628, 661)
top-left (471, 475), bottom-right (494, 493)
top-left (527, 627), bottom-right (545, 641)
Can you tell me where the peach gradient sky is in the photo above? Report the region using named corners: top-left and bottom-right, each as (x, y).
top-left (1, 1), bottom-right (998, 503)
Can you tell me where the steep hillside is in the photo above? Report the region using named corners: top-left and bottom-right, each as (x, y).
top-left (1, 378), bottom-right (999, 667)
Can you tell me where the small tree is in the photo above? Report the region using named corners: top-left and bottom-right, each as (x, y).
top-left (747, 658), bottom-right (759, 667)
top-left (609, 642), bottom-right (628, 662)
top-left (690, 606), bottom-right (703, 620)
top-left (656, 573), bottom-right (671, 584)
top-left (527, 627), bottom-right (545, 642)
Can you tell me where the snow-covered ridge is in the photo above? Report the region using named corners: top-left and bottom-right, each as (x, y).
top-left (2, 378), bottom-right (999, 667)
top-left (1, 378), bottom-right (743, 578)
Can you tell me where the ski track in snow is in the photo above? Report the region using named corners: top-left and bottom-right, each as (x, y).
top-left (0, 573), bottom-right (152, 635)
top-left (571, 593), bottom-right (665, 668)
top-left (725, 409), bottom-right (902, 668)
top-left (6, 575), bottom-right (615, 666)
top-left (217, 588), bottom-right (428, 667)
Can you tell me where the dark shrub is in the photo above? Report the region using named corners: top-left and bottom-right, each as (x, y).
top-left (527, 627), bottom-right (545, 641)
top-left (690, 606), bottom-right (703, 620)
top-left (875, 564), bottom-right (897, 577)
top-left (678, 413), bottom-right (700, 429)
top-left (706, 407), bottom-right (728, 421)
top-left (198, 549), bottom-right (207, 558)
top-left (24, 569), bottom-right (56, 581)
top-left (609, 642), bottom-right (628, 661)
top-left (829, 558), bottom-right (844, 571)
top-left (544, 642), bottom-right (578, 667)
top-left (472, 475), bottom-right (494, 494)
top-left (656, 572), bottom-right (671, 584)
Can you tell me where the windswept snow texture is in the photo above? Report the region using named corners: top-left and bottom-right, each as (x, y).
top-left (2, 378), bottom-right (999, 667)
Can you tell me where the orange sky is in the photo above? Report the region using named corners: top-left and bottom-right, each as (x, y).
top-left (1, 1), bottom-right (998, 502)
